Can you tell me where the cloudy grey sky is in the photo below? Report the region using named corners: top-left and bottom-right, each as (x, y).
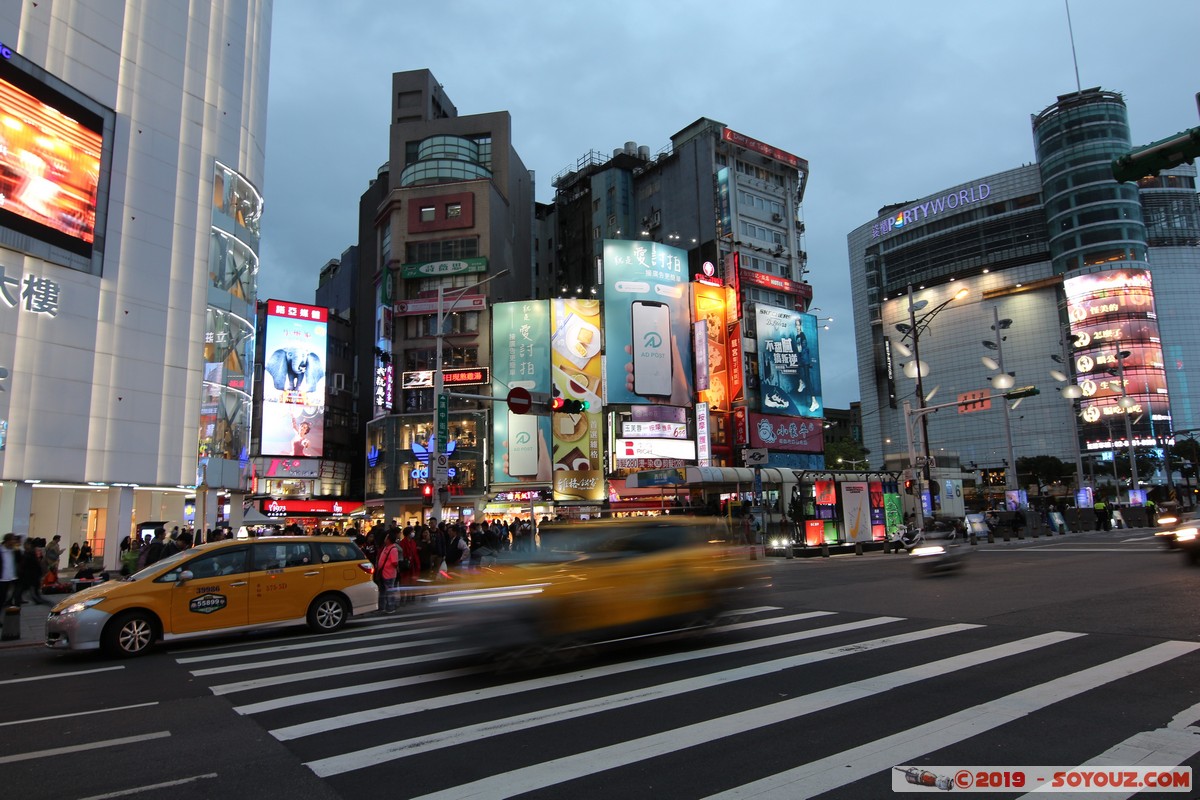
top-left (259, 0), bottom-right (1200, 409)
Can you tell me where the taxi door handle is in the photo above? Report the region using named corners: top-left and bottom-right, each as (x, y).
top-left (229, 581), bottom-right (248, 587)
top-left (304, 571), bottom-right (320, 577)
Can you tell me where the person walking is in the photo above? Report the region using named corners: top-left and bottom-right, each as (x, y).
top-left (376, 530), bottom-right (400, 613)
top-left (17, 538), bottom-right (47, 604)
top-left (0, 533), bottom-right (19, 606)
top-left (399, 528), bottom-right (420, 603)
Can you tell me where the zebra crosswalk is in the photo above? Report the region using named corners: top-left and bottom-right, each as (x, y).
top-left (167, 608), bottom-right (1200, 799)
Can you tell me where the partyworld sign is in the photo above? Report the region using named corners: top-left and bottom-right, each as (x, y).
top-left (871, 183), bottom-right (991, 239)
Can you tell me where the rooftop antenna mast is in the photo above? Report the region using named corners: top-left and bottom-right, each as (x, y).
top-left (1064, 0), bottom-right (1082, 93)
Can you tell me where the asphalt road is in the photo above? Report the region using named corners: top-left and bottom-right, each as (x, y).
top-left (2, 527), bottom-right (1198, 799)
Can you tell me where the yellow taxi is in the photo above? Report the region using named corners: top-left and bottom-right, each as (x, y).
top-left (46, 536), bottom-right (378, 657)
top-left (436, 516), bottom-right (757, 659)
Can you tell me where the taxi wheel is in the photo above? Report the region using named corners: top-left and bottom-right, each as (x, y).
top-left (307, 594), bottom-right (349, 633)
top-left (102, 611), bottom-right (157, 657)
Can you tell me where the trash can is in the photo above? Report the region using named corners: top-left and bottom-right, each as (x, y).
top-left (1, 604), bottom-right (19, 641)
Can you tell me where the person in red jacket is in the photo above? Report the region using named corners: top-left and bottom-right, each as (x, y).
top-left (398, 528), bottom-right (421, 604)
top-left (376, 530), bottom-right (400, 613)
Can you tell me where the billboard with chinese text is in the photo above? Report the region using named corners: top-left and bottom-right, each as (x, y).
top-left (491, 301), bottom-right (552, 484)
top-left (755, 306), bottom-right (823, 418)
top-left (551, 298), bottom-right (604, 501)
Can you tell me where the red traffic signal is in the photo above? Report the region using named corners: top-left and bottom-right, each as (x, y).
top-left (904, 480), bottom-right (914, 495)
top-left (421, 483), bottom-right (434, 505)
top-left (550, 396), bottom-right (588, 413)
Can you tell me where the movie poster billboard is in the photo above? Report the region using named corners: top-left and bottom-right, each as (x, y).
top-left (261, 300), bottom-right (328, 457)
top-left (755, 306), bottom-right (823, 418)
top-left (692, 283), bottom-right (731, 410)
top-left (550, 298), bottom-right (604, 501)
top-left (602, 240), bottom-right (694, 407)
top-left (491, 301), bottom-right (553, 484)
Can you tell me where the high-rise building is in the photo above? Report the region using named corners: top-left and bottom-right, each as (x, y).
top-left (848, 88), bottom-right (1200, 506)
top-left (0, 2), bottom-right (270, 565)
top-left (359, 70), bottom-right (534, 524)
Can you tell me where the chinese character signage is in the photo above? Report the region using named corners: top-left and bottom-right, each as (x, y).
top-left (400, 256), bottom-right (488, 279)
top-left (755, 306), bottom-right (823, 418)
top-left (841, 481), bottom-right (872, 543)
top-left (748, 412), bottom-right (824, 452)
top-left (551, 298), bottom-right (604, 501)
top-left (601, 240), bottom-right (694, 406)
top-left (491, 301), bottom-right (552, 484)
top-left (261, 300), bottom-right (327, 457)
top-left (692, 282), bottom-right (731, 410)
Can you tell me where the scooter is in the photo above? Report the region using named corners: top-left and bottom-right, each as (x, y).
top-left (910, 529), bottom-right (968, 575)
top-left (887, 525), bottom-right (924, 553)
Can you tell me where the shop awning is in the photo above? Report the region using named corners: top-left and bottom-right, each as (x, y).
top-left (683, 467), bottom-right (795, 487)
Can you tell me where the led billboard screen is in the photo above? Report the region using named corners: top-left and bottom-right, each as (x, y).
top-left (261, 300), bottom-right (328, 457)
top-left (1064, 267), bottom-right (1170, 449)
top-left (0, 55), bottom-right (108, 261)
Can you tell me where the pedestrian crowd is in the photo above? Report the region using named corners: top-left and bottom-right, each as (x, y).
top-left (353, 517), bottom-right (539, 613)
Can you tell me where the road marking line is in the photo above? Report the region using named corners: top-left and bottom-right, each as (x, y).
top-left (1015, 699), bottom-right (1200, 799)
top-left (0, 731), bottom-right (171, 765)
top-left (0, 665), bottom-right (124, 685)
top-left (388, 631), bottom-right (1079, 796)
top-left (175, 623), bottom-right (444, 664)
top-left (978, 548), bottom-right (1160, 553)
top-left (304, 621), bottom-right (982, 776)
top-left (0, 701), bottom-right (158, 728)
top-left (235, 610), bottom-right (831, 715)
top-left (705, 640), bottom-right (1200, 799)
top-left (75, 773), bottom-right (218, 800)
top-left (207, 646), bottom-right (482, 695)
top-left (188, 635), bottom-right (454, 676)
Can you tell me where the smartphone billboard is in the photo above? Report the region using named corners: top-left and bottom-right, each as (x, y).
top-left (491, 300), bottom-right (553, 484)
top-left (601, 240), bottom-right (694, 406)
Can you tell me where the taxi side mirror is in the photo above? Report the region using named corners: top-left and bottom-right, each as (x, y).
top-left (176, 569), bottom-right (194, 584)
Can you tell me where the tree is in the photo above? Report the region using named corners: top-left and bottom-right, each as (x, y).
top-left (1015, 455), bottom-right (1072, 496)
top-left (823, 438), bottom-right (870, 469)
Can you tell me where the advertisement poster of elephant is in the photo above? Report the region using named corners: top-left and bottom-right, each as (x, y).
top-left (261, 299), bottom-right (328, 457)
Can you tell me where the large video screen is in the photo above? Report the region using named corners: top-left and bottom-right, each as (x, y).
top-left (0, 60), bottom-right (105, 258)
top-left (261, 300), bottom-right (328, 457)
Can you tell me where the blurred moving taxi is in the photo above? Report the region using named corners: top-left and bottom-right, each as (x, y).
top-left (46, 536), bottom-right (377, 657)
top-left (436, 516), bottom-right (755, 658)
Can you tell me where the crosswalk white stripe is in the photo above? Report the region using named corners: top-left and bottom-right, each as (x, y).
top-left (1016, 699), bottom-right (1200, 799)
top-left (227, 610), bottom-right (834, 711)
top-left (188, 634), bottom-right (454, 676)
top-left (705, 640), bottom-right (1200, 799)
top-left (174, 619), bottom-right (443, 663)
top-left (276, 614), bottom-right (911, 740)
top-left (390, 631), bottom-right (1083, 797)
top-left (162, 610), bottom-right (447, 655)
top-left (304, 622), bottom-right (987, 777)
top-left (207, 646), bottom-right (480, 695)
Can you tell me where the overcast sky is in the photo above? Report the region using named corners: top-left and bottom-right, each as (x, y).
top-left (259, 0), bottom-right (1200, 409)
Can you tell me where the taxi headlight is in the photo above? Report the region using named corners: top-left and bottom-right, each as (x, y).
top-left (1173, 527), bottom-right (1198, 543)
top-left (911, 545), bottom-right (946, 557)
top-left (63, 597), bottom-right (107, 615)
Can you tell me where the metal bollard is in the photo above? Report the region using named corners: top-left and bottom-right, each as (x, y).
top-left (820, 541), bottom-right (830, 558)
top-left (2, 604), bottom-right (19, 641)
top-left (854, 542), bottom-right (863, 556)
top-left (969, 532), bottom-right (978, 546)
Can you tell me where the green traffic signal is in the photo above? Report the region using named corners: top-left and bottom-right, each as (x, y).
top-left (1112, 127), bottom-right (1200, 183)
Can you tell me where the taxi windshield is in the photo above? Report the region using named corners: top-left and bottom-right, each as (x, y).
top-left (125, 549), bottom-right (189, 581)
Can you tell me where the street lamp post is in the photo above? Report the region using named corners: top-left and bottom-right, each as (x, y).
top-left (1050, 335), bottom-right (1087, 501)
top-left (895, 284), bottom-right (968, 528)
top-left (430, 269), bottom-right (510, 525)
top-left (1113, 350), bottom-right (1139, 494)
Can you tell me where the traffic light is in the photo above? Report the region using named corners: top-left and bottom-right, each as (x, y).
top-left (550, 397), bottom-right (589, 413)
top-left (1004, 385), bottom-right (1040, 400)
top-left (1112, 127), bottom-right (1200, 183)
top-left (421, 483), bottom-right (433, 506)
top-left (904, 479), bottom-right (914, 495)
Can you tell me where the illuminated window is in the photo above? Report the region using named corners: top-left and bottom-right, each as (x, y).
top-left (420, 206), bottom-right (436, 222)
top-left (446, 203), bottom-right (462, 218)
